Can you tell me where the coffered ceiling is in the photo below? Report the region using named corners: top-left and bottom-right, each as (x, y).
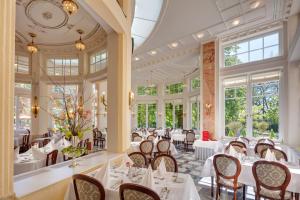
top-left (15, 0), bottom-right (104, 47)
top-left (132, 0), bottom-right (294, 85)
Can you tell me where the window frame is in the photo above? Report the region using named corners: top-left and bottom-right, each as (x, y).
top-left (136, 102), bottom-right (157, 128)
top-left (46, 57), bottom-right (79, 76)
top-left (165, 82), bottom-right (184, 95)
top-left (89, 50), bottom-right (108, 74)
top-left (15, 54), bottom-right (30, 74)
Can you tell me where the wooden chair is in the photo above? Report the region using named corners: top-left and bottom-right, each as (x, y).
top-left (184, 131), bottom-right (195, 151)
top-left (132, 135), bottom-right (143, 142)
top-left (252, 160), bottom-right (292, 200)
top-left (139, 140), bottom-right (154, 163)
top-left (156, 139), bottom-right (170, 155)
top-left (213, 154), bottom-right (245, 200)
top-left (42, 138), bottom-right (51, 147)
top-left (229, 141), bottom-right (247, 149)
top-left (93, 128), bottom-right (99, 146)
top-left (120, 183), bottom-right (160, 200)
top-left (20, 134), bottom-right (30, 153)
top-left (236, 137), bottom-right (250, 144)
top-left (258, 138), bottom-right (275, 146)
top-left (73, 174), bottom-right (105, 200)
top-left (147, 135), bottom-right (156, 141)
top-left (46, 150), bottom-right (58, 166)
top-left (225, 144), bottom-right (247, 155)
top-left (131, 132), bottom-right (140, 141)
top-left (255, 143), bottom-right (274, 155)
top-left (128, 152), bottom-right (148, 168)
top-left (97, 131), bottom-right (106, 149)
top-left (162, 129), bottom-right (171, 140)
top-left (260, 148), bottom-right (288, 161)
top-left (151, 154), bottom-right (178, 172)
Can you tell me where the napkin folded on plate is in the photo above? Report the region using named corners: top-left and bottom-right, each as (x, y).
top-left (95, 162), bottom-right (110, 187)
top-left (265, 149), bottom-right (277, 161)
top-left (228, 145), bottom-right (238, 157)
top-left (158, 158), bottom-right (167, 177)
top-left (14, 147), bottom-right (20, 161)
top-left (141, 165), bottom-right (154, 188)
top-left (32, 147), bottom-right (47, 160)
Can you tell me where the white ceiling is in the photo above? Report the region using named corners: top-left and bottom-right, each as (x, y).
top-left (132, 0), bottom-right (295, 85)
top-left (15, 0), bottom-right (102, 46)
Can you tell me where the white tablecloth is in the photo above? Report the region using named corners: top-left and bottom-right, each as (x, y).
top-left (171, 134), bottom-right (185, 142)
top-left (201, 155), bottom-right (300, 193)
top-left (193, 140), bottom-right (221, 161)
top-left (64, 166), bottom-right (200, 200)
top-left (128, 141), bottom-right (178, 155)
top-left (155, 130), bottom-right (165, 136)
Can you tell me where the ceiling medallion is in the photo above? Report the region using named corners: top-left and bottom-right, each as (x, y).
top-left (62, 0), bottom-right (79, 15)
top-left (27, 33), bottom-right (38, 54)
top-left (75, 29), bottom-right (85, 51)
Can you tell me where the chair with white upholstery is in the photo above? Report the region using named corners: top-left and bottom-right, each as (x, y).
top-left (151, 154), bottom-right (178, 172)
top-left (252, 160), bottom-right (292, 200)
top-left (260, 148), bottom-right (288, 161)
top-left (213, 154), bottom-right (245, 200)
top-left (184, 131), bottom-right (195, 151)
top-left (225, 144), bottom-right (247, 155)
top-left (254, 143), bottom-right (274, 155)
top-left (73, 174), bottom-right (105, 200)
top-left (128, 152), bottom-right (148, 168)
top-left (156, 139), bottom-right (170, 155)
top-left (257, 138), bottom-right (275, 146)
top-left (132, 135), bottom-right (143, 142)
top-left (147, 135), bottom-right (156, 141)
top-left (139, 140), bottom-right (154, 162)
top-left (131, 132), bottom-right (140, 141)
top-left (119, 183), bottom-right (160, 200)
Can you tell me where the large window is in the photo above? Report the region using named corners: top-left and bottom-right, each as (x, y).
top-left (15, 55), bottom-right (29, 74)
top-left (14, 83), bottom-right (32, 129)
top-left (223, 71), bottom-right (280, 139)
top-left (90, 51), bottom-right (108, 73)
top-left (137, 86), bottom-right (157, 96)
top-left (137, 103), bottom-right (157, 128)
top-left (224, 32), bottom-right (280, 67)
top-left (165, 101), bottom-right (183, 128)
top-left (47, 58), bottom-right (79, 76)
top-left (191, 96), bottom-right (201, 130)
top-left (191, 77), bottom-right (200, 91)
top-left (165, 82), bottom-right (184, 95)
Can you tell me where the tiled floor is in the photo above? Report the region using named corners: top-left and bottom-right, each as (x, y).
top-left (174, 146), bottom-right (254, 200)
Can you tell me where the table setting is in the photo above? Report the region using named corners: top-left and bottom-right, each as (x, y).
top-left (64, 154), bottom-right (200, 200)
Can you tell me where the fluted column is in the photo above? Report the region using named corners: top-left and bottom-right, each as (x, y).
top-left (0, 0), bottom-right (16, 199)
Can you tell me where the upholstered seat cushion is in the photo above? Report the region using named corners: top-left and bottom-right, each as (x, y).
top-left (255, 187), bottom-right (292, 199)
top-left (123, 189), bottom-right (156, 200)
top-left (218, 177), bottom-right (243, 188)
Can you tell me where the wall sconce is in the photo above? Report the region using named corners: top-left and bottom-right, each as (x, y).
top-left (205, 103), bottom-right (212, 115)
top-left (31, 96), bottom-right (40, 118)
top-left (129, 90), bottom-right (135, 109)
top-left (100, 91), bottom-right (107, 111)
top-left (77, 96), bottom-right (84, 116)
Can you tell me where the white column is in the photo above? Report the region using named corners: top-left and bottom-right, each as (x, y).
top-left (183, 78), bottom-right (189, 129)
top-left (0, 0), bottom-right (16, 199)
top-left (107, 32), bottom-right (131, 152)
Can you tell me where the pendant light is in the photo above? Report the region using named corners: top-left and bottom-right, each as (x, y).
top-left (27, 33), bottom-right (38, 54)
top-left (75, 29), bottom-right (85, 51)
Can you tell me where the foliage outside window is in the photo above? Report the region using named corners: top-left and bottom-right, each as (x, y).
top-left (14, 83), bottom-right (32, 129)
top-left (137, 103), bottom-right (156, 128)
top-left (225, 86), bottom-right (247, 137)
top-left (224, 32), bottom-right (280, 67)
top-left (15, 55), bottom-right (29, 74)
top-left (165, 102), bottom-right (183, 128)
top-left (191, 77), bottom-right (200, 91)
top-left (47, 58), bottom-right (79, 76)
top-left (90, 51), bottom-right (108, 73)
top-left (191, 100), bottom-right (200, 130)
top-left (165, 82), bottom-right (184, 95)
top-left (137, 86), bottom-right (157, 96)
top-left (252, 80), bottom-right (279, 139)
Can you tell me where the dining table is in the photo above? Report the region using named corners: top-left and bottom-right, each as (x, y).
top-left (128, 140), bottom-right (178, 155)
top-left (64, 165), bottom-right (200, 200)
top-left (201, 154), bottom-right (300, 198)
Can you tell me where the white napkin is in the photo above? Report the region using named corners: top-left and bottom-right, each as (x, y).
top-left (45, 139), bottom-right (57, 151)
top-left (32, 148), bottom-right (46, 160)
top-left (120, 154), bottom-right (134, 169)
top-left (95, 162), bottom-right (110, 187)
top-left (154, 137), bottom-right (158, 143)
top-left (141, 165), bottom-right (154, 188)
top-left (158, 158), bottom-right (167, 176)
top-left (228, 145), bottom-right (237, 157)
top-left (265, 149), bottom-right (277, 161)
top-left (14, 147), bottom-right (20, 161)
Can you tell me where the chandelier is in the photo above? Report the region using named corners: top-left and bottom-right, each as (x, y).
top-left (75, 29), bottom-right (86, 51)
top-left (27, 33), bottom-right (38, 54)
top-left (62, 0), bottom-right (78, 15)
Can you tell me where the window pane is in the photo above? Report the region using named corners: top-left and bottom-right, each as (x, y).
top-left (18, 96), bottom-right (31, 129)
top-left (148, 104), bottom-right (157, 128)
top-left (137, 104), bottom-right (146, 128)
top-left (249, 49), bottom-right (263, 62)
top-left (237, 42), bottom-right (248, 54)
top-left (191, 102), bottom-right (199, 129)
top-left (191, 77), bottom-right (200, 90)
top-left (264, 45), bottom-right (279, 59)
top-left (174, 104), bottom-right (183, 129)
top-left (237, 53), bottom-right (249, 64)
top-left (165, 103), bottom-right (173, 128)
top-left (224, 45), bottom-right (236, 55)
top-left (249, 38), bottom-right (263, 51)
top-left (224, 55), bottom-right (237, 67)
top-left (264, 33), bottom-right (279, 47)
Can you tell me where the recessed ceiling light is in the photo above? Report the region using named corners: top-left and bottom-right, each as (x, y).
top-left (196, 33), bottom-right (204, 39)
top-left (171, 42), bottom-right (178, 48)
top-left (250, 1), bottom-right (260, 9)
top-left (232, 19), bottom-right (240, 26)
top-left (150, 50), bottom-right (157, 55)
top-left (134, 57), bottom-right (140, 61)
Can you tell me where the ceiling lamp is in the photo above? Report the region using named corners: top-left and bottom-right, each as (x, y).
top-left (27, 33), bottom-right (38, 54)
top-left (75, 29), bottom-right (86, 51)
top-left (62, 0), bottom-right (79, 15)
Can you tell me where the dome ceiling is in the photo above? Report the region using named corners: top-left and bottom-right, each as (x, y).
top-left (16, 0), bottom-right (102, 46)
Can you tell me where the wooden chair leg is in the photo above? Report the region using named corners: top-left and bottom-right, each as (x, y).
top-left (295, 193), bottom-right (299, 200)
top-left (243, 185), bottom-right (246, 200)
top-left (215, 185), bottom-right (219, 200)
top-left (211, 176), bottom-right (214, 197)
top-left (233, 190), bottom-right (237, 200)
